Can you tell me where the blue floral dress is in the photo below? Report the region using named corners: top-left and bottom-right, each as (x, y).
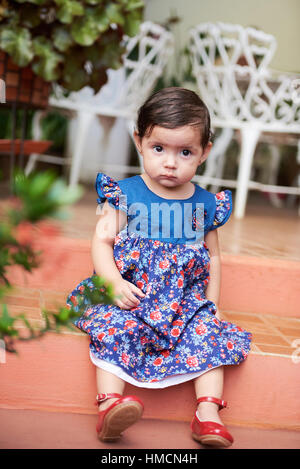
top-left (67, 173), bottom-right (252, 389)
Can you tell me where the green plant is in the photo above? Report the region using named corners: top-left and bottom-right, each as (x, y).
top-left (0, 0), bottom-right (144, 92)
top-left (0, 170), bottom-right (115, 353)
top-left (40, 111), bottom-right (68, 151)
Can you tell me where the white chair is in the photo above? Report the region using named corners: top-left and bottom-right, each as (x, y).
top-left (188, 22), bottom-right (300, 218)
top-left (26, 22), bottom-right (174, 184)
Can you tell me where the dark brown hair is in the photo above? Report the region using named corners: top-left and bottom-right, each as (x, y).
top-left (136, 87), bottom-right (212, 149)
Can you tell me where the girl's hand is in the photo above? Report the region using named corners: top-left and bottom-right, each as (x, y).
top-left (214, 307), bottom-right (222, 321)
top-left (112, 278), bottom-right (145, 310)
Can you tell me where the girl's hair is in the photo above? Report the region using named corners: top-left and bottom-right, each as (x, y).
top-left (136, 87), bottom-right (212, 148)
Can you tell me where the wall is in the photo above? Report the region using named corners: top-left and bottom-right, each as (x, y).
top-left (145, 0), bottom-right (300, 73)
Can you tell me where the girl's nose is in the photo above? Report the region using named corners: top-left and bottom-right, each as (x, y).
top-left (164, 153), bottom-right (177, 169)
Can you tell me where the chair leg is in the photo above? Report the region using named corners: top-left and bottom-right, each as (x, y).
top-left (69, 111), bottom-right (94, 186)
top-left (200, 128), bottom-right (233, 190)
top-left (126, 118), bottom-right (144, 171)
top-left (267, 144), bottom-right (284, 208)
top-left (234, 126), bottom-right (260, 219)
top-left (286, 139), bottom-right (300, 215)
top-left (24, 153), bottom-right (39, 175)
top-left (24, 110), bottom-right (44, 175)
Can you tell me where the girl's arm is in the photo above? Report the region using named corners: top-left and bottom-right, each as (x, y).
top-left (92, 200), bottom-right (126, 283)
top-left (204, 229), bottom-right (222, 319)
top-left (92, 200), bottom-right (145, 309)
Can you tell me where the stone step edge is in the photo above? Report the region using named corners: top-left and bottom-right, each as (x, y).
top-left (1, 334), bottom-right (299, 430)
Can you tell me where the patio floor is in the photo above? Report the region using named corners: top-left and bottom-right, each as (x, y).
top-left (0, 407), bottom-right (299, 449)
top-left (60, 187), bottom-right (300, 262)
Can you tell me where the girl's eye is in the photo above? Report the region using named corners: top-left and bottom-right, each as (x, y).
top-left (153, 145), bottom-right (163, 153)
top-left (181, 149), bottom-right (191, 157)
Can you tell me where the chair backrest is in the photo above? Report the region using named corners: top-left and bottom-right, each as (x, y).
top-left (188, 22), bottom-right (300, 130)
top-left (120, 21), bottom-right (174, 112)
top-left (51, 22), bottom-right (174, 117)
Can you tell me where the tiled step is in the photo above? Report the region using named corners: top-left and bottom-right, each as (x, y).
top-left (6, 232), bottom-right (300, 318)
top-left (4, 286), bottom-right (300, 359)
top-left (1, 408), bottom-right (299, 449)
top-left (1, 298), bottom-right (300, 430)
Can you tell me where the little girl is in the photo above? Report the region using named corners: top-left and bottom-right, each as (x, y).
top-left (67, 87), bottom-right (252, 448)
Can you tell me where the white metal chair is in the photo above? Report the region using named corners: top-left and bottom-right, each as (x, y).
top-left (188, 22), bottom-right (300, 218)
top-left (26, 22), bottom-right (174, 184)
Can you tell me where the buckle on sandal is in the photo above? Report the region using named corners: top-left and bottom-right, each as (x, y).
top-left (95, 393), bottom-right (107, 404)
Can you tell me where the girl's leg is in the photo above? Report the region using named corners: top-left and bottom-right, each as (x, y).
top-left (95, 367), bottom-right (143, 442)
top-left (193, 366), bottom-right (224, 425)
top-left (96, 367), bottom-right (126, 411)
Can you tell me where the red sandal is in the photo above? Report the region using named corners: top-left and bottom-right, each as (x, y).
top-left (191, 396), bottom-right (234, 448)
top-left (96, 393), bottom-right (144, 442)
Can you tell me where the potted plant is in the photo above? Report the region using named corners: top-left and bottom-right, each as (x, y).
top-left (0, 0), bottom-right (145, 107)
top-left (0, 169), bottom-right (115, 354)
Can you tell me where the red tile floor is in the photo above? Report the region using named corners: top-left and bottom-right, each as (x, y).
top-left (3, 284), bottom-right (300, 359)
top-left (60, 188), bottom-right (300, 262)
top-left (0, 408), bottom-right (299, 449)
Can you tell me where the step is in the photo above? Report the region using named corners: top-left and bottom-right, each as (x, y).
top-left (1, 408), bottom-right (299, 449)
top-left (2, 224), bottom-right (300, 432)
top-left (6, 230), bottom-right (300, 318)
top-left (1, 298), bottom-right (300, 431)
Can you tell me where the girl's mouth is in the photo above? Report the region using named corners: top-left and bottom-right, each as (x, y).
top-left (161, 174), bottom-right (176, 179)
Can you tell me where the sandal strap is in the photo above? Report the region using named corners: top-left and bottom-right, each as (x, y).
top-left (196, 396), bottom-right (228, 409)
top-left (95, 393), bottom-right (122, 405)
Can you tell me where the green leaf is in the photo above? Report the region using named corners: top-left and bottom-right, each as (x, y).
top-left (87, 66), bottom-right (108, 93)
top-left (32, 37), bottom-right (63, 81)
top-left (27, 171), bottom-right (57, 198)
top-left (0, 304), bottom-right (18, 337)
top-left (12, 246), bottom-right (39, 272)
top-left (124, 10), bottom-right (142, 37)
top-left (85, 0), bottom-right (105, 4)
top-left (60, 50), bottom-right (89, 90)
top-left (47, 179), bottom-right (83, 205)
top-left (123, 0), bottom-right (145, 12)
top-left (0, 28), bottom-right (33, 67)
top-left (55, 306), bottom-right (71, 323)
top-left (18, 5), bottom-right (42, 28)
top-left (94, 11), bottom-right (110, 33)
top-left (12, 170), bottom-right (82, 222)
top-left (98, 34), bottom-right (124, 69)
top-left (40, 111), bottom-right (68, 150)
top-left (71, 9), bottom-right (103, 46)
top-left (48, 208), bottom-right (70, 220)
top-left (0, 222), bottom-right (16, 245)
top-left (0, 247), bottom-right (10, 266)
top-left (55, 0), bottom-right (84, 24)
top-left (52, 27), bottom-right (73, 52)
top-left (105, 3), bottom-right (125, 26)
top-left (13, 170), bottom-right (27, 191)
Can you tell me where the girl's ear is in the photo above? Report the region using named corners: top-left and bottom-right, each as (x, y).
top-left (133, 130), bottom-right (143, 154)
top-left (200, 141), bottom-right (212, 164)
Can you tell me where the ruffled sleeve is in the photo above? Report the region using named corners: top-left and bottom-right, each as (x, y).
top-left (209, 190), bottom-right (232, 231)
top-left (95, 173), bottom-right (127, 212)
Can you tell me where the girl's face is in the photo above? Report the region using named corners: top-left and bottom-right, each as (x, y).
top-left (134, 125), bottom-right (211, 193)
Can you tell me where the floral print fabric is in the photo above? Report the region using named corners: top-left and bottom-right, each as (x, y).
top-left (67, 174), bottom-right (252, 386)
